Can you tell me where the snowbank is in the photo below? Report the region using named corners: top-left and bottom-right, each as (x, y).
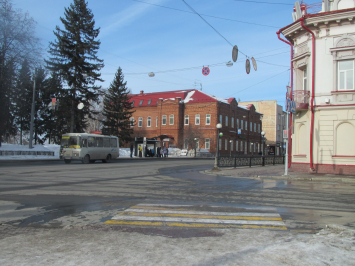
top-left (0, 144), bottom-right (60, 160)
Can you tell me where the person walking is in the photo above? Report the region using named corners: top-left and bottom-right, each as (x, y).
top-left (138, 145), bottom-right (142, 157)
top-left (163, 147), bottom-right (167, 158)
top-left (160, 147), bottom-right (164, 158)
top-left (130, 142), bottom-right (134, 158)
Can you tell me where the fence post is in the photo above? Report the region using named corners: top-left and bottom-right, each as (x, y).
top-left (262, 156), bottom-right (265, 166)
top-left (234, 157), bottom-right (237, 168)
top-left (249, 156), bottom-right (252, 168)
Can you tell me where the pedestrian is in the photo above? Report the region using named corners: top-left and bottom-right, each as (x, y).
top-left (163, 147), bottom-right (167, 158)
top-left (130, 142), bottom-right (134, 158)
top-left (138, 145), bottom-right (142, 157)
top-left (160, 147), bottom-right (164, 158)
top-left (151, 148), bottom-right (154, 157)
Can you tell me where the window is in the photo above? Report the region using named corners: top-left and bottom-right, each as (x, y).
top-left (254, 123), bottom-right (256, 132)
top-left (195, 114), bottom-right (200, 125)
top-left (162, 115), bottom-right (167, 125)
top-left (131, 101), bottom-right (135, 107)
top-left (205, 138), bottom-right (210, 149)
top-left (245, 142), bottom-right (247, 153)
top-left (250, 122), bottom-right (252, 131)
top-left (219, 139), bottom-right (222, 150)
top-left (103, 138), bottom-right (110, 147)
top-left (138, 117), bottom-right (143, 127)
top-left (225, 139), bottom-right (228, 150)
top-left (231, 117), bottom-right (234, 128)
top-left (219, 115), bottom-right (222, 124)
top-left (225, 116), bottom-right (228, 127)
top-left (156, 116), bottom-right (158, 127)
top-left (338, 60), bottom-right (354, 90)
top-left (147, 99), bottom-right (152, 105)
top-left (236, 141), bottom-right (239, 151)
top-left (110, 138), bottom-right (117, 147)
top-left (139, 100), bottom-right (143, 106)
top-left (240, 141), bottom-right (243, 151)
top-left (130, 117), bottom-right (134, 127)
top-left (241, 120), bottom-right (243, 129)
top-left (303, 67), bottom-right (307, 91)
top-left (237, 119), bottom-right (239, 129)
top-left (147, 116), bottom-right (151, 127)
top-left (206, 114), bottom-right (211, 125)
top-left (230, 140), bottom-right (233, 151)
top-left (185, 115), bottom-right (189, 125)
top-left (169, 115), bottom-right (174, 125)
top-left (258, 124), bottom-right (260, 133)
top-left (277, 125), bottom-right (280, 130)
top-left (95, 137), bottom-right (103, 147)
top-left (245, 121), bottom-right (248, 130)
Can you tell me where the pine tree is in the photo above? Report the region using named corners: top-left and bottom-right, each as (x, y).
top-left (14, 60), bottom-right (33, 145)
top-left (102, 67), bottom-right (135, 144)
top-left (45, 0), bottom-right (104, 133)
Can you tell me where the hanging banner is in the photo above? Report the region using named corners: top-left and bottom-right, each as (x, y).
top-left (202, 67), bottom-right (210, 76)
top-left (251, 57), bottom-right (257, 71)
top-left (245, 59), bottom-right (250, 74)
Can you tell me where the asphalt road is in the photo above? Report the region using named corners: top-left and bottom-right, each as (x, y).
top-left (0, 159), bottom-right (355, 233)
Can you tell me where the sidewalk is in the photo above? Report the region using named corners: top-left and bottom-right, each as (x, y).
top-left (204, 165), bottom-right (355, 183)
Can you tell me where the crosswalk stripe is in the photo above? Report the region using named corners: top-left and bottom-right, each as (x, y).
top-left (104, 220), bottom-right (287, 230)
top-left (104, 203), bottom-right (287, 230)
top-left (119, 212), bottom-right (282, 221)
top-left (109, 215), bottom-right (285, 226)
top-left (125, 208), bottom-right (281, 218)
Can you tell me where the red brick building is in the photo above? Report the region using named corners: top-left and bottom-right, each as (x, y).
top-left (127, 89), bottom-right (263, 155)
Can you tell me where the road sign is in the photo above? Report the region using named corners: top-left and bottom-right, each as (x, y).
top-left (202, 67), bottom-right (210, 76)
top-left (238, 129), bottom-right (241, 135)
top-left (286, 99), bottom-right (296, 113)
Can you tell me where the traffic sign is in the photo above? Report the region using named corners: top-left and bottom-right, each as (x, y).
top-left (202, 67), bottom-right (210, 76)
top-left (286, 99), bottom-right (296, 113)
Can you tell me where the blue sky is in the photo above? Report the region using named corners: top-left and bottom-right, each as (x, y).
top-left (12, 0), bottom-right (321, 108)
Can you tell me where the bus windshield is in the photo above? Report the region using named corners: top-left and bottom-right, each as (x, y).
top-left (61, 136), bottom-right (81, 148)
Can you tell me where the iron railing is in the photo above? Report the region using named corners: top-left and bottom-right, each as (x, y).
top-left (217, 155), bottom-right (284, 167)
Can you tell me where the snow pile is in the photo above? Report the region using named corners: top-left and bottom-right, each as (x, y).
top-left (0, 144), bottom-right (60, 160)
top-left (119, 148), bottom-right (132, 157)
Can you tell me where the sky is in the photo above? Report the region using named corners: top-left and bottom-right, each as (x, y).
top-left (11, 0), bottom-right (322, 108)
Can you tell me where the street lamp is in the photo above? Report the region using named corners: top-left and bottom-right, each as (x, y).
top-left (251, 142), bottom-right (254, 155)
top-left (229, 140), bottom-right (232, 157)
top-left (261, 131), bottom-right (266, 156)
top-left (194, 138), bottom-right (198, 158)
top-left (213, 123), bottom-right (222, 170)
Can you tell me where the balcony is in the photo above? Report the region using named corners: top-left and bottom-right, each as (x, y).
top-left (294, 90), bottom-right (310, 110)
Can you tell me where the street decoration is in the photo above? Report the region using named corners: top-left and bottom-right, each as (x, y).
top-left (246, 59), bottom-right (250, 74)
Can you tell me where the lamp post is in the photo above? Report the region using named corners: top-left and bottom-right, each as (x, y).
top-left (261, 131), bottom-right (266, 156)
top-left (229, 140), bottom-right (233, 157)
top-left (194, 137), bottom-right (198, 158)
top-left (213, 123), bottom-right (222, 170)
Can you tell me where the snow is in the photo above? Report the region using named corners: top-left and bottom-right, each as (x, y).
top-left (0, 144), bottom-right (60, 160)
top-left (184, 90), bottom-right (195, 103)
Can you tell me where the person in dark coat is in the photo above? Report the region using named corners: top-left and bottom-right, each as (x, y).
top-left (130, 142), bottom-right (134, 158)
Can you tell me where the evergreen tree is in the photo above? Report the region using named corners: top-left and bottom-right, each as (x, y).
top-left (102, 67), bottom-right (135, 144)
top-left (45, 0), bottom-right (104, 133)
top-left (33, 68), bottom-right (47, 144)
top-left (14, 60), bottom-right (32, 145)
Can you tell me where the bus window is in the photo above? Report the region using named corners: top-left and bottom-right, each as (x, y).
top-left (103, 138), bottom-right (110, 147)
top-left (61, 136), bottom-right (80, 148)
top-left (88, 137), bottom-right (94, 147)
top-left (95, 137), bottom-right (103, 147)
top-left (110, 138), bottom-right (117, 147)
top-left (82, 139), bottom-right (87, 148)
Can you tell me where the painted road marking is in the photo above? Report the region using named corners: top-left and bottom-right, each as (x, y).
top-left (104, 204), bottom-right (287, 230)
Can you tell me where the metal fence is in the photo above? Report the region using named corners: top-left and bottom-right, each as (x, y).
top-left (217, 155), bottom-right (284, 167)
top-left (0, 151), bottom-right (55, 156)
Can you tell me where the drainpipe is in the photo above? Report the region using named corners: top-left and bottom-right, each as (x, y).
top-left (300, 17), bottom-right (316, 171)
top-left (276, 31), bottom-right (293, 169)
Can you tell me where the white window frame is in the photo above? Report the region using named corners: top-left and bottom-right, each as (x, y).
top-left (195, 114), bottom-right (200, 125)
top-left (206, 114), bottom-right (211, 125)
top-left (169, 115), bottom-right (174, 125)
top-left (147, 116), bottom-right (151, 127)
top-left (162, 115), bottom-right (167, 125)
top-left (138, 117), bottom-right (143, 127)
top-left (185, 115), bottom-right (189, 125)
top-left (338, 60), bottom-right (354, 91)
top-left (205, 138), bottom-right (210, 149)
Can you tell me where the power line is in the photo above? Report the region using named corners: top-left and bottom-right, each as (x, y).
top-left (130, 0), bottom-right (280, 28)
top-left (232, 0), bottom-right (293, 5)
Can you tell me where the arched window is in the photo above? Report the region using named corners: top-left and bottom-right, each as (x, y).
top-left (336, 122), bottom-right (355, 155)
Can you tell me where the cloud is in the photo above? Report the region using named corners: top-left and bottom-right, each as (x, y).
top-left (99, 0), bottom-right (166, 38)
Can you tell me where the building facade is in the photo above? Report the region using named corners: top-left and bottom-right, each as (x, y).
top-left (127, 89), bottom-right (263, 156)
top-left (239, 100), bottom-right (286, 155)
top-left (278, 1), bottom-right (355, 174)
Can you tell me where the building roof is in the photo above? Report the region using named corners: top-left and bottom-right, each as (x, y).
top-left (129, 89), bottom-right (229, 107)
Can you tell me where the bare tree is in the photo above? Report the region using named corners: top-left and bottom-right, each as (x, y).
top-left (183, 125), bottom-right (202, 150)
top-left (85, 95), bottom-right (105, 132)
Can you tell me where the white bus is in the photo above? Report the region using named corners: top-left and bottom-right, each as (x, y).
top-left (60, 133), bottom-right (119, 164)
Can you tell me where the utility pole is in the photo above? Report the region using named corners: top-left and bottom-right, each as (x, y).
top-left (29, 70), bottom-right (36, 149)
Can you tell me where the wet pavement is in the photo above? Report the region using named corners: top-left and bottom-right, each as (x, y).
top-left (0, 160), bottom-right (354, 235)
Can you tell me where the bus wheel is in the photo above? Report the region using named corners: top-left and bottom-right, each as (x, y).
top-left (103, 154), bottom-right (111, 163)
top-left (64, 159), bottom-right (71, 164)
top-left (83, 155), bottom-right (90, 164)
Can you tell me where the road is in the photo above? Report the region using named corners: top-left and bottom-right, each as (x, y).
top-left (0, 159), bottom-right (354, 233)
